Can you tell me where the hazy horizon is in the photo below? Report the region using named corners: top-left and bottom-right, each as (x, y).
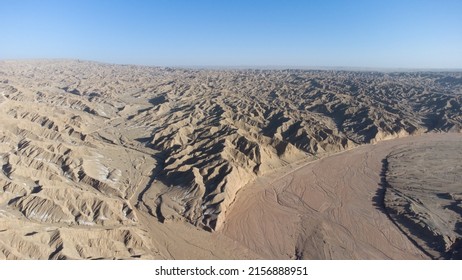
top-left (3, 58), bottom-right (462, 72)
top-left (1, 0), bottom-right (461, 69)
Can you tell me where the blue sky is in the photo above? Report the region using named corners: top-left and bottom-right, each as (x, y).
top-left (1, 0), bottom-right (461, 68)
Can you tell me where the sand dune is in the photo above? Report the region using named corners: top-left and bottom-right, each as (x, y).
top-left (0, 60), bottom-right (461, 259)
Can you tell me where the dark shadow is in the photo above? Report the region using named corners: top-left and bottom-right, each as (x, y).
top-left (135, 152), bottom-right (167, 222)
top-left (154, 196), bottom-right (165, 223)
top-left (7, 196), bottom-right (22, 205)
top-left (444, 237), bottom-right (462, 260)
top-left (373, 157), bottom-right (435, 259)
top-left (31, 186), bottom-right (42, 194)
top-left (136, 173), bottom-right (160, 216)
top-left (148, 95), bottom-right (167, 106)
top-left (422, 113), bottom-right (444, 131)
top-left (262, 111), bottom-right (290, 137)
top-left (372, 158), bottom-right (389, 215)
top-left (436, 193), bottom-right (452, 200)
top-left (48, 244), bottom-right (64, 260)
top-left (436, 76), bottom-right (462, 86)
top-left (62, 86), bottom-right (81, 96)
top-left (1, 162), bottom-right (12, 177)
top-left (127, 107), bottom-right (153, 120)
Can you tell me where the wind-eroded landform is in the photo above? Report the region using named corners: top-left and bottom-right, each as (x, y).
top-left (0, 60), bottom-right (461, 259)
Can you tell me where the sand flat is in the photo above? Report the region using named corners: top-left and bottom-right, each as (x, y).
top-left (384, 140), bottom-right (462, 259)
top-left (222, 133), bottom-right (462, 259)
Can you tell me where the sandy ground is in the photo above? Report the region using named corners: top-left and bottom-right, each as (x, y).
top-left (222, 133), bottom-right (462, 259)
top-left (384, 139), bottom-right (462, 259)
top-left (1, 60), bottom-right (461, 259)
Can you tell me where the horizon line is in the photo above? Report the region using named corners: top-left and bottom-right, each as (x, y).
top-left (1, 58), bottom-right (462, 72)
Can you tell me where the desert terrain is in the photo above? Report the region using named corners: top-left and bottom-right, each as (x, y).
top-left (0, 60), bottom-right (461, 259)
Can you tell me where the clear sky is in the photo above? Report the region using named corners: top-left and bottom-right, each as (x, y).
top-left (1, 0), bottom-right (461, 68)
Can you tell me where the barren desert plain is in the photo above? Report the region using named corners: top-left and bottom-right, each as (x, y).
top-left (0, 60), bottom-right (461, 259)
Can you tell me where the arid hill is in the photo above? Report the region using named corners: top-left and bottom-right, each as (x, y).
top-left (0, 60), bottom-right (461, 259)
